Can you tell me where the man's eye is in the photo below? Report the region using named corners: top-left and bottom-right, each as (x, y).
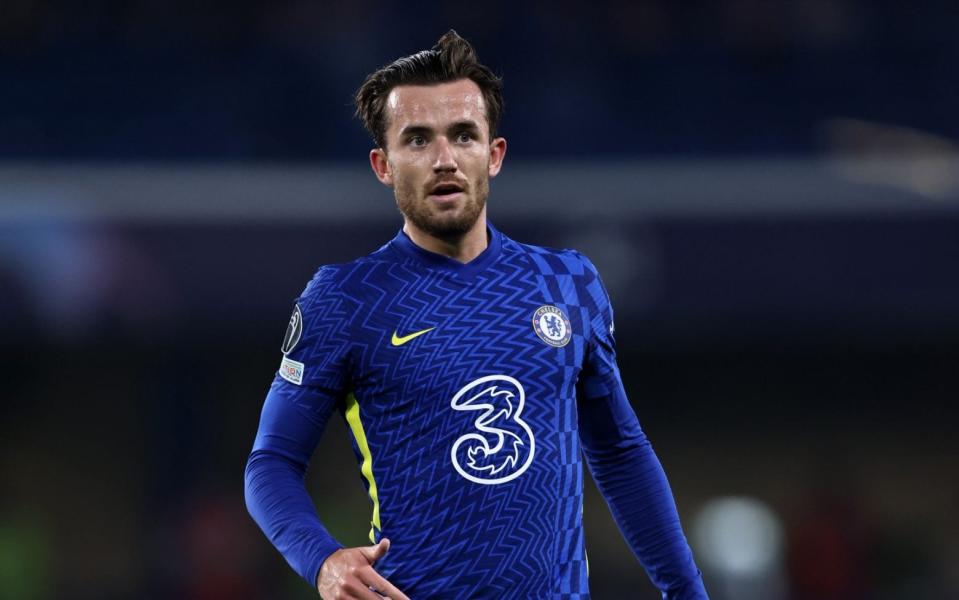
top-left (409, 135), bottom-right (426, 146)
top-left (456, 132), bottom-right (474, 143)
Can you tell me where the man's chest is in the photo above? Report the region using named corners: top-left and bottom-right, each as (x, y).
top-left (347, 270), bottom-right (589, 420)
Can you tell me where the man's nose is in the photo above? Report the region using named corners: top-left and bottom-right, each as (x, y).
top-left (432, 137), bottom-right (457, 172)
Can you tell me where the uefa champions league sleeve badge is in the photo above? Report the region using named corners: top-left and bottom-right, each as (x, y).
top-left (278, 303), bottom-right (305, 385)
top-left (532, 305), bottom-right (572, 348)
top-left (281, 304), bottom-right (303, 355)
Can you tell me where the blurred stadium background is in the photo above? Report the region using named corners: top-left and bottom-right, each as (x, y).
top-left (2, 2), bottom-right (958, 599)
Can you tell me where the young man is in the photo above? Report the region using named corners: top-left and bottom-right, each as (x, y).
top-left (245, 31), bottom-right (708, 599)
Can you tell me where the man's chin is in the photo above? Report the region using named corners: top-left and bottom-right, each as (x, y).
top-left (397, 193), bottom-right (485, 240)
top-left (422, 221), bottom-right (475, 240)
top-left (414, 212), bottom-right (481, 240)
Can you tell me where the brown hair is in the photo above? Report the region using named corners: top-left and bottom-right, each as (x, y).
top-left (354, 30), bottom-right (504, 149)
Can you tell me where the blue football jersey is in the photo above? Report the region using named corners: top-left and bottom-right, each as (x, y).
top-left (246, 223), bottom-right (707, 599)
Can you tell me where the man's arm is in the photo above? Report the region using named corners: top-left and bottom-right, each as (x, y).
top-left (244, 378), bottom-right (344, 585)
top-left (245, 273), bottom-right (408, 598)
top-left (574, 252), bottom-right (708, 600)
top-left (245, 272), bottom-right (355, 586)
top-left (578, 376), bottom-right (708, 599)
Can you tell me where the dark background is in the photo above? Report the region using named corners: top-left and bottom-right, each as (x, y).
top-left (2, 2), bottom-right (958, 599)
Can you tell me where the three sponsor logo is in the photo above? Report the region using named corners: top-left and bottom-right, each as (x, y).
top-left (450, 375), bottom-right (535, 485)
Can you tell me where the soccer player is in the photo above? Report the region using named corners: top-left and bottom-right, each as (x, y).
top-left (245, 31), bottom-right (709, 599)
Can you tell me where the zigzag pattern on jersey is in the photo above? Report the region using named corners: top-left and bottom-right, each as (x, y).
top-left (291, 234), bottom-right (608, 598)
top-left (342, 243), bottom-right (561, 598)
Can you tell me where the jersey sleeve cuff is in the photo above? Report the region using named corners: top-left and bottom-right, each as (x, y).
top-left (305, 540), bottom-right (345, 590)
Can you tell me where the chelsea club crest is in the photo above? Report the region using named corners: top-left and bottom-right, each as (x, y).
top-left (532, 305), bottom-right (572, 348)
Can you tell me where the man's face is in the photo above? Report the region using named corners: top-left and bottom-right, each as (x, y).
top-left (369, 78), bottom-right (506, 240)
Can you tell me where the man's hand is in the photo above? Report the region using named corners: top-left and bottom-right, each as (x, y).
top-left (316, 538), bottom-right (410, 600)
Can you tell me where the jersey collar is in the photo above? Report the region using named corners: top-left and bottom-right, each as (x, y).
top-left (390, 221), bottom-right (503, 281)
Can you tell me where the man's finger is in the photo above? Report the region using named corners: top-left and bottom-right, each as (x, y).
top-left (346, 581), bottom-right (385, 600)
top-left (358, 537), bottom-right (391, 563)
top-left (358, 566), bottom-right (410, 600)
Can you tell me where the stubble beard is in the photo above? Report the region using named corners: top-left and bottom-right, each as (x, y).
top-left (395, 173), bottom-right (489, 242)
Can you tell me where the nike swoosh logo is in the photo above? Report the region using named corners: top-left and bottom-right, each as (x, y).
top-left (391, 327), bottom-right (435, 347)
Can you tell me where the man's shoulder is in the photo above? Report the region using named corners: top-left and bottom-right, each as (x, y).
top-left (506, 236), bottom-right (600, 279)
top-left (298, 243), bottom-right (395, 303)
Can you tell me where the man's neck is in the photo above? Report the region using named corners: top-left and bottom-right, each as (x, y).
top-left (403, 215), bottom-right (489, 264)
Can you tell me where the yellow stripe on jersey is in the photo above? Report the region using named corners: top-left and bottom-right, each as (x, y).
top-left (344, 393), bottom-right (382, 543)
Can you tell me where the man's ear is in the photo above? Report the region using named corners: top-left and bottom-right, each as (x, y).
top-left (488, 137), bottom-right (507, 178)
top-left (370, 148), bottom-right (393, 186)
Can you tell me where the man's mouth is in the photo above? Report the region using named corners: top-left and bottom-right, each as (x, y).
top-left (429, 182), bottom-right (465, 201)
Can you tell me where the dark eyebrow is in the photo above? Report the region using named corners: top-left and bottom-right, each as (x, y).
top-left (398, 120), bottom-right (482, 138)
top-left (448, 120), bottom-right (481, 134)
top-left (398, 125), bottom-right (433, 138)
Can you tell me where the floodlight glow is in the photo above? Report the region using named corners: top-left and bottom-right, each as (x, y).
top-left (692, 496), bottom-right (783, 577)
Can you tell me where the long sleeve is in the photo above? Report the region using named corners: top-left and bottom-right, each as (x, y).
top-left (245, 267), bottom-right (354, 588)
top-left (575, 253), bottom-right (708, 600)
top-left (578, 377), bottom-right (707, 599)
top-left (244, 378), bottom-right (343, 587)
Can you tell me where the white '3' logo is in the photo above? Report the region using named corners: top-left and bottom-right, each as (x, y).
top-left (450, 375), bottom-right (535, 485)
